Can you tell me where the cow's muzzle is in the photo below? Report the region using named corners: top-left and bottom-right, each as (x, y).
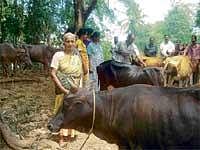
top-left (47, 114), bottom-right (64, 132)
top-left (47, 123), bottom-right (54, 131)
top-left (47, 122), bottom-right (61, 133)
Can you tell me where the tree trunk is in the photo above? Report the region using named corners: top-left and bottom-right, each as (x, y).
top-left (73, 0), bottom-right (97, 31)
top-left (74, 0), bottom-right (84, 32)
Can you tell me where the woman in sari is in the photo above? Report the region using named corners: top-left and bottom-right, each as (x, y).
top-left (50, 32), bottom-right (83, 146)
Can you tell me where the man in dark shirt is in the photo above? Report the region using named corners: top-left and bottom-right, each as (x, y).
top-left (144, 37), bottom-right (157, 57)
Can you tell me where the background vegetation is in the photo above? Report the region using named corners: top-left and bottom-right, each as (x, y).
top-left (0, 0), bottom-right (199, 59)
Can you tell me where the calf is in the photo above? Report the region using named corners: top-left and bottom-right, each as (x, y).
top-left (163, 55), bottom-right (193, 87)
top-left (48, 85), bottom-right (200, 149)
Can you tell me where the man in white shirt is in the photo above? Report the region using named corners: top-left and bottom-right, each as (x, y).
top-left (160, 35), bottom-right (175, 57)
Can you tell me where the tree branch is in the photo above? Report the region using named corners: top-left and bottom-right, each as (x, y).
top-left (83, 0), bottom-right (97, 22)
top-left (0, 114), bottom-right (35, 150)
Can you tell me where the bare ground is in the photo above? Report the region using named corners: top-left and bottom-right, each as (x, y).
top-left (0, 71), bottom-right (118, 150)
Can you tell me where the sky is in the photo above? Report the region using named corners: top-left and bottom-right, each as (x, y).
top-left (107, 0), bottom-right (199, 41)
top-left (135, 0), bottom-right (199, 23)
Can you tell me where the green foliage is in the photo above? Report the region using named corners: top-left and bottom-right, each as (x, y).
top-left (59, 0), bottom-right (74, 27)
top-left (195, 3), bottom-right (200, 27)
top-left (119, 0), bottom-right (144, 33)
top-left (119, 0), bottom-right (148, 52)
top-left (164, 5), bottom-right (192, 43)
top-left (85, 0), bottom-right (115, 33)
top-left (119, 0), bottom-right (194, 54)
top-left (24, 0), bottom-right (59, 44)
top-left (94, 0), bottom-right (115, 22)
top-left (101, 40), bottom-right (112, 60)
top-left (0, 0), bottom-right (197, 48)
top-left (0, 0), bottom-right (115, 44)
top-left (0, 0), bottom-right (24, 43)
top-left (148, 22), bottom-right (166, 44)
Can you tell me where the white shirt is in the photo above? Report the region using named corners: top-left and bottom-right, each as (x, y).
top-left (160, 41), bottom-right (175, 57)
top-left (50, 51), bottom-right (66, 70)
top-left (50, 50), bottom-right (80, 70)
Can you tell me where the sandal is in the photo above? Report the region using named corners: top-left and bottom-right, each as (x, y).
top-left (59, 138), bottom-right (68, 147)
top-left (68, 135), bottom-right (78, 142)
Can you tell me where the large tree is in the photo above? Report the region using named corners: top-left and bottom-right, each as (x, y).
top-left (63, 0), bottom-right (114, 31)
top-left (0, 0), bottom-right (24, 44)
top-left (164, 4), bottom-right (192, 43)
top-left (74, 0), bottom-right (97, 30)
top-left (119, 0), bottom-right (148, 50)
top-left (0, 0), bottom-right (8, 42)
top-left (24, 0), bottom-right (59, 44)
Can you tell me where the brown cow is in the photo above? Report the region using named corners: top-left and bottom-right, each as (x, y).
top-left (163, 55), bottom-right (193, 87)
top-left (141, 56), bottom-right (164, 67)
top-left (48, 84), bottom-right (200, 149)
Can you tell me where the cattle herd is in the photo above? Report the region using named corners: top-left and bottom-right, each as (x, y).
top-left (0, 43), bottom-right (61, 76)
top-left (1, 42), bottom-right (200, 149)
top-left (48, 57), bottom-right (200, 149)
top-left (0, 42), bottom-right (197, 88)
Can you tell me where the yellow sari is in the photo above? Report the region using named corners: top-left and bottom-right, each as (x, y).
top-left (53, 53), bottom-right (82, 138)
top-left (54, 53), bottom-right (82, 114)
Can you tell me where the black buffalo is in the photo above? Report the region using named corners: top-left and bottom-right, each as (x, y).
top-left (48, 85), bottom-right (200, 149)
top-left (0, 43), bottom-right (32, 76)
top-left (22, 44), bottom-right (61, 72)
top-left (97, 60), bottom-right (164, 90)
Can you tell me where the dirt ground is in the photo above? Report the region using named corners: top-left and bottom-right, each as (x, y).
top-left (0, 71), bottom-right (118, 150)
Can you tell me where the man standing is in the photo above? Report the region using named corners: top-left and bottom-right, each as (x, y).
top-left (76, 28), bottom-right (89, 87)
top-left (84, 28), bottom-right (93, 47)
top-left (87, 31), bottom-right (104, 90)
top-left (144, 37), bottom-right (157, 57)
top-left (111, 36), bottom-right (119, 60)
top-left (184, 35), bottom-right (200, 84)
top-left (160, 35), bottom-right (175, 57)
top-left (115, 33), bottom-right (145, 66)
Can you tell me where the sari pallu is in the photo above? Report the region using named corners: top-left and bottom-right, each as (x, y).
top-left (55, 54), bottom-right (83, 95)
top-left (54, 54), bottom-right (82, 113)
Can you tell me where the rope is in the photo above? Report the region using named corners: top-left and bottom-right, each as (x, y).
top-left (79, 88), bottom-right (96, 150)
